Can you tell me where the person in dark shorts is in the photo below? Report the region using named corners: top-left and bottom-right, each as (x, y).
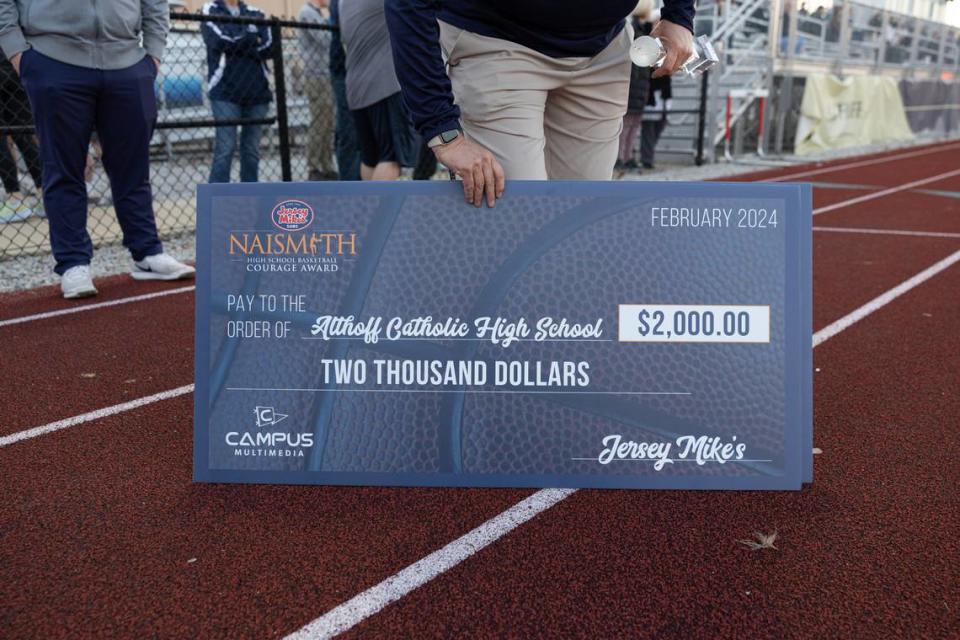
top-left (339, 0), bottom-right (416, 180)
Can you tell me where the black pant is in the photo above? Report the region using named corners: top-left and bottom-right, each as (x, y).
top-left (19, 50), bottom-right (162, 274)
top-left (641, 117), bottom-right (666, 166)
top-left (0, 65), bottom-right (42, 193)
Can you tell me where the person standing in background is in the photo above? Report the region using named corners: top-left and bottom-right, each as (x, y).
top-left (0, 0), bottom-right (194, 298)
top-left (202, 0), bottom-right (273, 183)
top-left (327, 0), bottom-right (361, 180)
top-left (640, 10), bottom-right (672, 171)
top-left (0, 55), bottom-right (42, 222)
top-left (340, 0), bottom-right (417, 181)
top-left (616, 0), bottom-right (653, 172)
top-left (298, 0), bottom-right (338, 181)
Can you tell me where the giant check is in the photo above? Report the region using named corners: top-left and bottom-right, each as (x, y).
top-left (194, 181), bottom-right (812, 490)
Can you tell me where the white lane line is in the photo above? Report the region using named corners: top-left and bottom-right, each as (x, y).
top-left (814, 226), bottom-right (960, 239)
top-left (0, 385), bottom-right (194, 448)
top-left (812, 167), bottom-right (960, 216)
top-left (281, 248), bottom-right (960, 640)
top-left (0, 285), bottom-right (196, 329)
top-left (764, 141), bottom-right (960, 182)
top-left (283, 488), bottom-right (576, 640)
top-left (812, 247), bottom-right (960, 347)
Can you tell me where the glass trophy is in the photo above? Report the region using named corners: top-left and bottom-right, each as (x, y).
top-left (629, 34), bottom-right (719, 76)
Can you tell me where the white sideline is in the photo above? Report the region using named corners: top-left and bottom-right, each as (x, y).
top-left (764, 141), bottom-right (960, 182)
top-left (0, 285), bottom-right (196, 329)
top-left (0, 384), bottom-right (194, 448)
top-left (814, 226), bottom-right (960, 239)
top-left (812, 167), bottom-right (960, 216)
top-left (280, 249), bottom-right (960, 640)
top-left (283, 488), bottom-right (577, 640)
top-left (812, 248), bottom-right (960, 347)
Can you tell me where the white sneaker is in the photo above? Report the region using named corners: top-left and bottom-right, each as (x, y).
top-left (131, 253), bottom-right (196, 281)
top-left (61, 265), bottom-right (98, 299)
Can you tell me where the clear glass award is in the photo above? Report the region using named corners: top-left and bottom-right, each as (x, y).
top-left (630, 34), bottom-right (719, 77)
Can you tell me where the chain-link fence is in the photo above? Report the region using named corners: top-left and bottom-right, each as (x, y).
top-left (0, 12), bottom-right (349, 260)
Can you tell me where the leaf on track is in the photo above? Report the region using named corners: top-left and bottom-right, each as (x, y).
top-left (738, 530), bottom-right (779, 551)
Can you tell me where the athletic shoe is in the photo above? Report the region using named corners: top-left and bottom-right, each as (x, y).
top-left (0, 199), bottom-right (35, 223)
top-left (131, 253), bottom-right (196, 281)
top-left (61, 265), bottom-right (98, 299)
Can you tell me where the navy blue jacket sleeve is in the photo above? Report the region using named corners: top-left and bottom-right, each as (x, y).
top-left (201, 5), bottom-right (259, 55)
top-left (661, 0), bottom-right (696, 33)
top-left (384, 0), bottom-right (461, 142)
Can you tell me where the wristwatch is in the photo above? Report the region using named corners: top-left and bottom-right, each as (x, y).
top-left (427, 128), bottom-right (462, 148)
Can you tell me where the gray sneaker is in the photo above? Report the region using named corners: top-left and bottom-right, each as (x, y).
top-left (61, 265), bottom-right (98, 299)
top-left (131, 253), bottom-right (196, 281)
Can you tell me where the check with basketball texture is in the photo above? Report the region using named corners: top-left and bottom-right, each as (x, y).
top-left (194, 180), bottom-right (812, 490)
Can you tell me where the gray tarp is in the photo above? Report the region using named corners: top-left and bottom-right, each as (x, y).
top-left (899, 79), bottom-right (960, 134)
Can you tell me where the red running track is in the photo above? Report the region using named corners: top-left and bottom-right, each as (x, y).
top-left (0, 141), bottom-right (958, 639)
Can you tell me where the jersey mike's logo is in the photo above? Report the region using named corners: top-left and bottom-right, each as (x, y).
top-left (271, 199), bottom-right (314, 231)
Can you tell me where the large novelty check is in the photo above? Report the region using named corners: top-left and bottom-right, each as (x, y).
top-left (194, 181), bottom-right (812, 490)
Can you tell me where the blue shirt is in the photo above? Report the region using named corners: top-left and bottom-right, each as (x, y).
top-left (385, 0), bottom-right (696, 141)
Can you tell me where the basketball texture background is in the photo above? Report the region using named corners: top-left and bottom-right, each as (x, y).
top-left (197, 181), bottom-right (806, 489)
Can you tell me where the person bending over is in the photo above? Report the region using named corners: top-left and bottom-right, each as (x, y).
top-left (385, 0), bottom-right (695, 207)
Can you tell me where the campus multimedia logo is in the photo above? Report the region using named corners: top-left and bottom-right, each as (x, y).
top-left (224, 406), bottom-right (314, 458)
top-left (254, 405), bottom-right (288, 428)
top-left (271, 199), bottom-right (314, 231)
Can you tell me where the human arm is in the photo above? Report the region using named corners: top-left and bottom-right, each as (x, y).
top-left (653, 0), bottom-right (696, 78)
top-left (141, 0), bottom-right (170, 66)
top-left (200, 4), bottom-right (259, 56)
top-left (384, 0), bottom-right (504, 207)
top-left (255, 18), bottom-right (273, 61)
top-left (0, 0), bottom-right (27, 71)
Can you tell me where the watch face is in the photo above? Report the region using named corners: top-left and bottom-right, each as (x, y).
top-left (441, 129), bottom-right (460, 143)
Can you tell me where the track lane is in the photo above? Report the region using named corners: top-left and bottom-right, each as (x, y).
top-left (0, 293), bottom-right (195, 436)
top-left (0, 141), bottom-right (956, 636)
top-left (340, 265), bottom-right (960, 640)
top-left (0, 272), bottom-right (194, 322)
top-left (3, 231), bottom-right (955, 637)
top-left (812, 190), bottom-right (960, 234)
top-left (725, 140), bottom-right (960, 184)
top-left (0, 395), bottom-right (531, 640)
top-left (811, 234), bottom-right (960, 330)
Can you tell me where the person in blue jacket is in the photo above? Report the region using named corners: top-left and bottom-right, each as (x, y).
top-left (201, 0), bottom-right (274, 183)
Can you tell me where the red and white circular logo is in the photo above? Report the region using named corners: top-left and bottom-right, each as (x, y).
top-left (271, 200), bottom-right (314, 231)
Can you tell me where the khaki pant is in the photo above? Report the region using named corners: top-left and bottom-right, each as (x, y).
top-left (304, 75), bottom-right (336, 175)
top-left (439, 21), bottom-right (632, 180)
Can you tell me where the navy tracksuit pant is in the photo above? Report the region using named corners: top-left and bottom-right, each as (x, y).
top-left (18, 50), bottom-right (163, 274)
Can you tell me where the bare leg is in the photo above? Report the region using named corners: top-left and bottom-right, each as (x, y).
top-left (371, 162), bottom-right (400, 181)
top-left (360, 163), bottom-right (374, 181)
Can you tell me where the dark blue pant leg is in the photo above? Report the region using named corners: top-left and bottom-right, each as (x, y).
top-left (96, 56), bottom-right (162, 262)
top-left (331, 72), bottom-right (361, 181)
top-left (18, 51), bottom-right (97, 274)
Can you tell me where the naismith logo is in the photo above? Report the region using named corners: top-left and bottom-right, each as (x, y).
top-left (271, 199), bottom-right (314, 231)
